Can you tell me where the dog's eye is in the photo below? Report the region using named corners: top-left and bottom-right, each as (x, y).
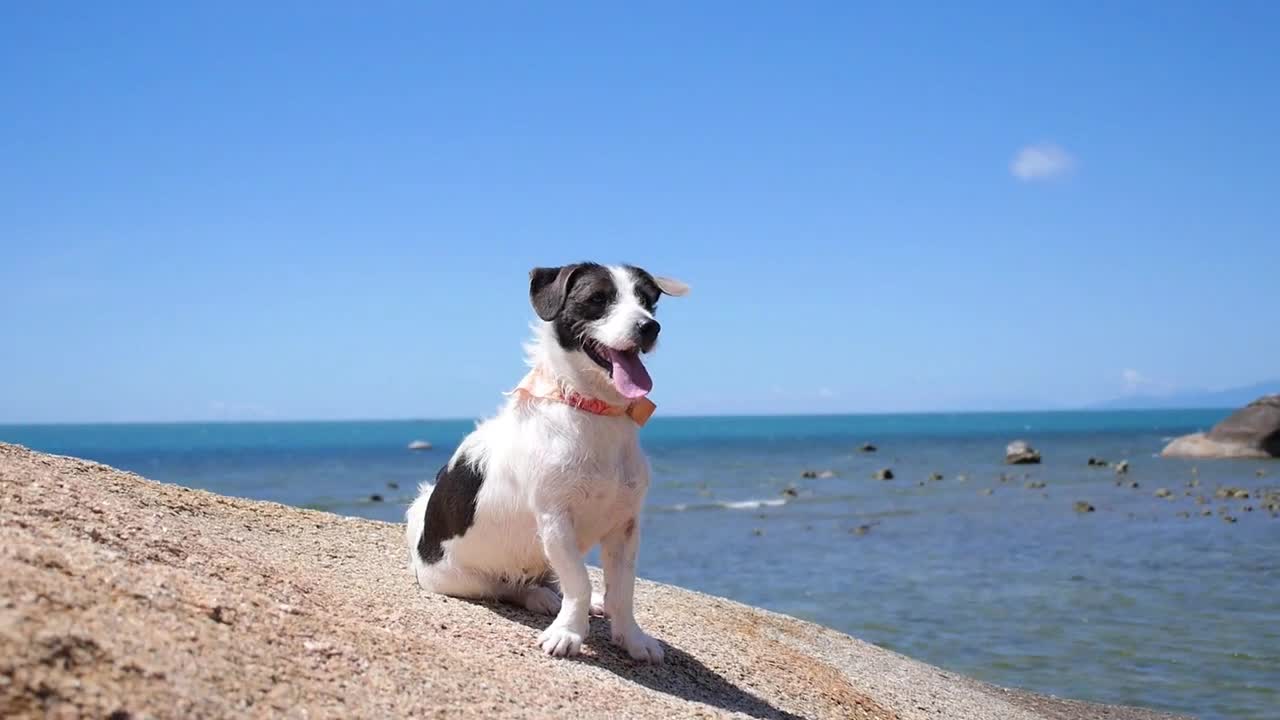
top-left (587, 292), bottom-right (608, 305)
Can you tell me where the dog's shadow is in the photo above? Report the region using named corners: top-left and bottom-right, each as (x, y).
top-left (474, 600), bottom-right (804, 720)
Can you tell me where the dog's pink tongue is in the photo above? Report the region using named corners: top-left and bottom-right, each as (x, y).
top-left (606, 348), bottom-right (652, 399)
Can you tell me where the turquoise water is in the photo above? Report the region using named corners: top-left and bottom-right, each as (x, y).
top-left (4, 410), bottom-right (1277, 719)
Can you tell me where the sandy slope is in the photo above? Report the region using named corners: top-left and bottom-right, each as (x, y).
top-left (0, 443), bottom-right (1188, 719)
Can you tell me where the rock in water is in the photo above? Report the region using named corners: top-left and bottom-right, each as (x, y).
top-left (1005, 440), bottom-right (1042, 465)
top-left (1162, 394), bottom-right (1280, 458)
top-left (1074, 501), bottom-right (1095, 513)
top-left (1114, 461), bottom-right (1129, 475)
top-left (873, 468), bottom-right (894, 481)
top-left (817, 470), bottom-right (837, 479)
top-left (858, 443), bottom-right (877, 453)
top-left (407, 440), bottom-right (433, 451)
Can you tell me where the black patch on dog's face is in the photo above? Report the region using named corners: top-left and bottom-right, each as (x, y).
top-left (529, 263), bottom-right (620, 366)
top-left (416, 452), bottom-right (485, 565)
top-left (624, 265), bottom-right (662, 313)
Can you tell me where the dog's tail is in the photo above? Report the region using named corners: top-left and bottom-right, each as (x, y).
top-left (404, 481), bottom-right (436, 570)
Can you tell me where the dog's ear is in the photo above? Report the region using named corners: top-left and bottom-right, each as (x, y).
top-left (653, 275), bottom-right (690, 297)
top-left (529, 265), bottom-right (583, 321)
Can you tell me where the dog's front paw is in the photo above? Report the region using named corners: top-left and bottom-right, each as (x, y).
top-left (613, 626), bottom-right (664, 664)
top-left (537, 622), bottom-right (586, 657)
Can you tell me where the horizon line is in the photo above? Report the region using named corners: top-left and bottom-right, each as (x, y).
top-left (0, 405), bottom-right (1239, 428)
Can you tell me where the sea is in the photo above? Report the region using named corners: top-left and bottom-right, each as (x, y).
top-left (3, 410), bottom-right (1277, 720)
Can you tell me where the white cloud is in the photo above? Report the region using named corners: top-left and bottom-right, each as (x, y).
top-left (1121, 369), bottom-right (1149, 393)
top-left (1010, 143), bottom-right (1074, 181)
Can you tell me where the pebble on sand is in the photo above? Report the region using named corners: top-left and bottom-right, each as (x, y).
top-left (407, 440), bottom-right (433, 451)
top-left (1073, 501), bottom-right (1095, 513)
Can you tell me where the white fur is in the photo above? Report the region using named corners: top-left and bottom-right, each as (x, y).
top-left (406, 265), bottom-right (687, 663)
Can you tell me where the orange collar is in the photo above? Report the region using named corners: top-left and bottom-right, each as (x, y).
top-left (508, 366), bottom-right (656, 426)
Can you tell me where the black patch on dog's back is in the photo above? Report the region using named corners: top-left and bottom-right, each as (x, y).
top-left (417, 453), bottom-right (485, 565)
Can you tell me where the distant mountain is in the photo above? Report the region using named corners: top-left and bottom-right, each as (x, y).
top-left (1090, 380), bottom-right (1280, 410)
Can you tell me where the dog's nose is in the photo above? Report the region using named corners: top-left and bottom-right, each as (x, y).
top-left (638, 319), bottom-right (661, 345)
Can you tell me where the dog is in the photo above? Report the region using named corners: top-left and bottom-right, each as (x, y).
top-left (405, 263), bottom-right (689, 661)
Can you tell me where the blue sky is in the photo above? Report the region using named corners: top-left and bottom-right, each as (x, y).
top-left (3, 2), bottom-right (1278, 423)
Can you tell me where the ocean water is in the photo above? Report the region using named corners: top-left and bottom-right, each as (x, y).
top-left (4, 411), bottom-right (1277, 720)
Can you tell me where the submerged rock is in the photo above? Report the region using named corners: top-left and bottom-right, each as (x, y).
top-left (1216, 487), bottom-right (1250, 500)
top-left (858, 443), bottom-right (878, 453)
top-left (781, 486), bottom-right (800, 498)
top-left (1162, 394), bottom-right (1280, 458)
top-left (369, 494), bottom-right (384, 503)
top-left (1114, 461), bottom-right (1130, 475)
top-left (851, 524), bottom-right (872, 536)
top-left (1005, 440), bottom-right (1041, 465)
top-left (873, 468), bottom-right (894, 481)
top-left (1025, 480), bottom-right (1047, 489)
top-left (929, 472), bottom-right (944, 482)
top-left (1073, 501), bottom-right (1095, 513)
top-left (1087, 457), bottom-right (1109, 467)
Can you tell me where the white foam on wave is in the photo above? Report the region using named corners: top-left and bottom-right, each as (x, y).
top-left (719, 498), bottom-right (787, 510)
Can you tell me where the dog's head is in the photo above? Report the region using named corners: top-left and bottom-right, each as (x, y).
top-left (529, 263), bottom-right (689, 403)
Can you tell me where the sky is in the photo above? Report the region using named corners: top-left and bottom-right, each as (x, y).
top-left (2, 2), bottom-right (1279, 423)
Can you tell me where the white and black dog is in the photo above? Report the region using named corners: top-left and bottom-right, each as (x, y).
top-left (406, 263), bottom-right (688, 662)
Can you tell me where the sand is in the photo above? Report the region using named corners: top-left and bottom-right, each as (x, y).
top-left (0, 443), bottom-right (1188, 719)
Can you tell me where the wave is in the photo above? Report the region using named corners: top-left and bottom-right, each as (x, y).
top-left (654, 497), bottom-right (789, 513)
